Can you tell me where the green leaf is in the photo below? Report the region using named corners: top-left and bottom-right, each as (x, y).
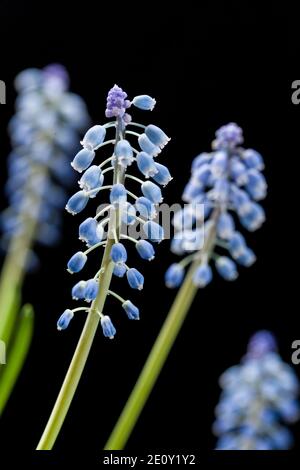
top-left (0, 286), bottom-right (21, 346)
top-left (0, 304), bottom-right (34, 415)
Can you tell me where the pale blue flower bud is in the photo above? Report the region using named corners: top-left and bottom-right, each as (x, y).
top-left (152, 163), bottom-right (173, 186)
top-left (110, 242), bottom-right (128, 264)
top-left (141, 181), bottom-right (163, 203)
top-left (230, 186), bottom-right (252, 216)
top-left (211, 151), bottom-right (228, 177)
top-left (138, 134), bottom-right (161, 157)
top-left (81, 125), bottom-right (106, 150)
top-left (71, 148), bottom-right (95, 173)
top-left (145, 124), bottom-right (170, 149)
top-left (136, 152), bottom-right (158, 178)
top-left (121, 202), bottom-right (136, 225)
top-left (242, 149), bottom-right (265, 171)
top-left (135, 196), bottom-right (157, 219)
top-left (216, 256), bottom-right (238, 281)
top-left (191, 153), bottom-right (212, 172)
top-left (126, 268), bottom-right (144, 290)
top-left (182, 181), bottom-right (204, 202)
top-left (122, 300), bottom-right (140, 320)
top-left (67, 251), bottom-right (87, 273)
top-left (110, 183), bottom-right (127, 206)
top-left (215, 122), bottom-right (243, 149)
top-left (65, 190), bottom-right (89, 215)
top-left (132, 95), bottom-right (156, 111)
top-left (79, 165), bottom-right (104, 191)
top-left (57, 309), bottom-right (74, 330)
top-left (115, 139), bottom-right (134, 167)
top-left (217, 212), bottom-right (235, 240)
top-left (84, 278), bottom-right (99, 302)
top-left (136, 240), bottom-right (155, 261)
top-left (165, 263), bottom-right (184, 288)
top-left (101, 315), bottom-right (116, 339)
top-left (192, 163), bottom-right (211, 187)
top-left (113, 263), bottom-right (127, 277)
top-left (240, 202), bottom-right (265, 231)
top-left (143, 221), bottom-right (164, 242)
top-left (228, 231), bottom-right (247, 258)
top-left (214, 179), bottom-right (229, 202)
top-left (246, 169), bottom-right (267, 200)
top-left (193, 263), bottom-right (212, 287)
top-left (230, 157), bottom-right (248, 186)
top-left (79, 217), bottom-right (97, 242)
top-left (235, 247), bottom-right (256, 267)
top-left (72, 280), bottom-right (87, 300)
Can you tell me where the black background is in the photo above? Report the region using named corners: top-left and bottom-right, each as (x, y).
top-left (0, 0), bottom-right (298, 465)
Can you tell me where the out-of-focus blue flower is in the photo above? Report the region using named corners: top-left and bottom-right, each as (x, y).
top-left (60, 84), bottom-right (170, 338)
top-left (166, 124), bottom-right (267, 290)
top-left (165, 263), bottom-right (185, 288)
top-left (1, 65), bottom-right (90, 261)
top-left (213, 331), bottom-right (300, 450)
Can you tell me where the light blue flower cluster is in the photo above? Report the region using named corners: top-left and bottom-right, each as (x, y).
top-left (213, 331), bottom-right (300, 450)
top-left (165, 123), bottom-right (267, 289)
top-left (0, 64), bottom-right (90, 265)
top-left (58, 84), bottom-right (171, 338)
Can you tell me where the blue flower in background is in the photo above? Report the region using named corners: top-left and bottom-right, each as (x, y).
top-left (0, 64), bottom-right (90, 267)
top-left (60, 84), bottom-right (171, 338)
top-left (213, 331), bottom-right (300, 450)
top-left (165, 123), bottom-right (267, 289)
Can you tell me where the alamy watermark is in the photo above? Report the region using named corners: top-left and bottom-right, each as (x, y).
top-left (96, 202), bottom-right (205, 251)
top-left (0, 80), bottom-right (6, 104)
top-left (0, 340), bottom-right (6, 364)
top-left (291, 80), bottom-right (300, 104)
top-left (291, 340), bottom-right (300, 365)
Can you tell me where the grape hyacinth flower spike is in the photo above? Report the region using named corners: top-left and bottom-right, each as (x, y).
top-left (166, 122), bottom-right (267, 289)
top-left (213, 331), bottom-right (300, 450)
top-left (37, 85), bottom-right (171, 450)
top-left (105, 124), bottom-right (268, 450)
top-left (0, 65), bottom-right (89, 414)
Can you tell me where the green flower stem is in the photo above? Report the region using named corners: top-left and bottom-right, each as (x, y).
top-left (0, 212), bottom-right (38, 344)
top-left (37, 118), bottom-right (124, 450)
top-left (36, 237), bottom-right (115, 450)
top-left (104, 212), bottom-right (219, 450)
top-left (104, 260), bottom-right (198, 450)
top-left (0, 304), bottom-right (34, 414)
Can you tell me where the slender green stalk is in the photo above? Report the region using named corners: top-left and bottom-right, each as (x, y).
top-left (104, 213), bottom-right (219, 450)
top-left (0, 211), bottom-right (37, 344)
top-left (0, 304), bottom-right (34, 414)
top-left (104, 260), bottom-right (198, 450)
top-left (36, 238), bottom-right (115, 450)
top-left (37, 118), bottom-right (124, 450)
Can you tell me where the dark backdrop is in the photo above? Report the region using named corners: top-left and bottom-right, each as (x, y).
top-left (0, 0), bottom-right (298, 462)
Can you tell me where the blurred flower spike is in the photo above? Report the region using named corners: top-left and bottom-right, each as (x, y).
top-left (165, 123), bottom-right (267, 289)
top-left (213, 331), bottom-right (300, 450)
